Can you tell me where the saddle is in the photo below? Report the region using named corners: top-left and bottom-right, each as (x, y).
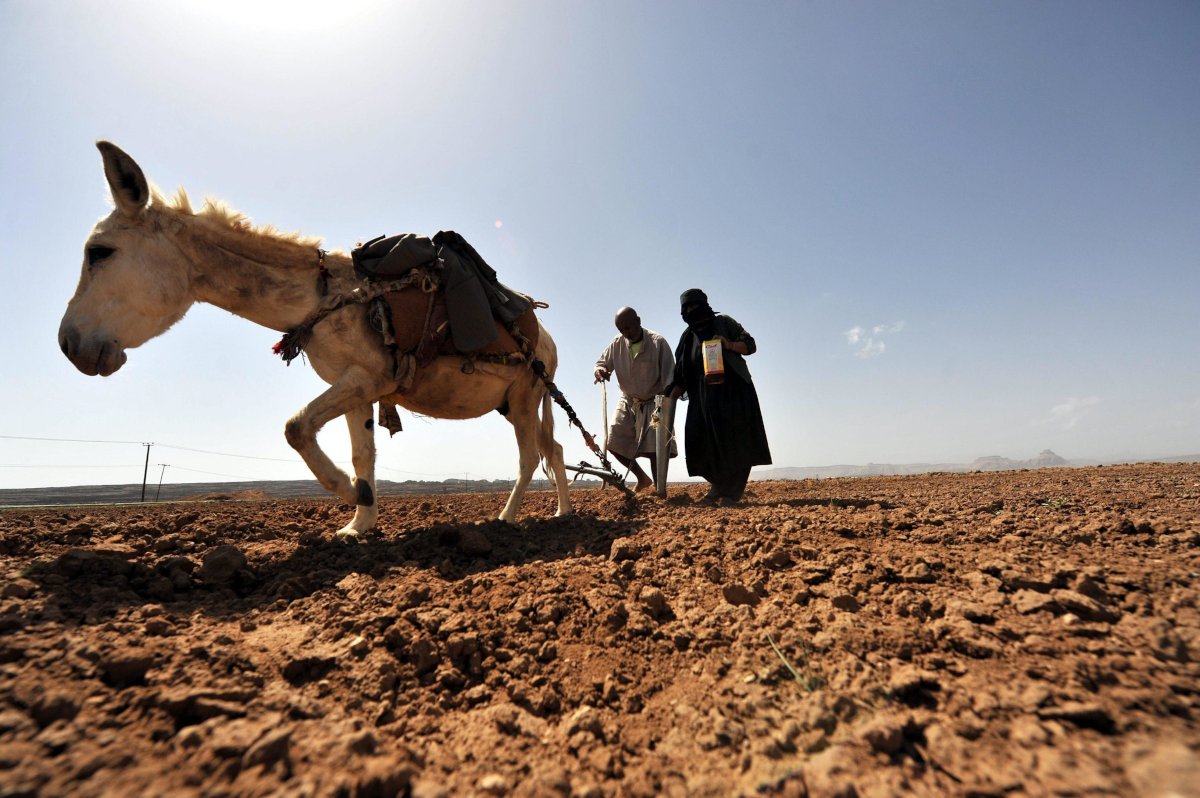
top-left (379, 286), bottom-right (541, 368)
top-left (352, 232), bottom-right (542, 435)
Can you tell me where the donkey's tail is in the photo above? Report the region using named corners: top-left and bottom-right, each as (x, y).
top-left (537, 389), bottom-right (564, 485)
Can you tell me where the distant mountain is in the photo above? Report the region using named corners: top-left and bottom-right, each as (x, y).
top-left (968, 449), bottom-right (1069, 471)
top-left (753, 450), bottom-right (1199, 481)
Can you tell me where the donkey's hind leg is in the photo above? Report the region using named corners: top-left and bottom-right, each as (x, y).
top-left (338, 403), bottom-right (379, 538)
top-left (536, 391), bottom-right (572, 517)
top-left (498, 391), bottom-right (542, 524)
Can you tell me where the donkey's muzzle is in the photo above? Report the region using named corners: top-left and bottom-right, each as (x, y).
top-left (58, 325), bottom-right (127, 377)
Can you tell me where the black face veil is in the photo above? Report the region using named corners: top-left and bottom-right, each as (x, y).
top-left (680, 288), bottom-right (715, 327)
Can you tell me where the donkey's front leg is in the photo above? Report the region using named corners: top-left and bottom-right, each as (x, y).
top-left (284, 368), bottom-right (390, 538)
top-left (340, 403), bottom-right (378, 537)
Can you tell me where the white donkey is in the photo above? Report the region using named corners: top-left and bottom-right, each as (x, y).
top-left (59, 142), bottom-right (571, 537)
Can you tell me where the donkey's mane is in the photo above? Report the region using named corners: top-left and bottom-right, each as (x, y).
top-left (153, 186), bottom-right (324, 252)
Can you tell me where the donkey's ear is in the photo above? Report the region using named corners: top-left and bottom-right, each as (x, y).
top-left (97, 141), bottom-right (150, 217)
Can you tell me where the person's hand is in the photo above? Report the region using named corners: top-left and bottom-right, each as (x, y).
top-left (667, 386), bottom-right (684, 400)
top-left (719, 337), bottom-right (748, 355)
top-left (593, 367), bottom-right (610, 383)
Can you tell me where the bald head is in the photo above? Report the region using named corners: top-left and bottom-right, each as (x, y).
top-left (614, 307), bottom-right (643, 343)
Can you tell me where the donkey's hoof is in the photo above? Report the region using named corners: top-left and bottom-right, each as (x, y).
top-left (334, 527), bottom-right (361, 542)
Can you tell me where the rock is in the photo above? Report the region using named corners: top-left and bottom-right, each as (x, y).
top-left (946, 599), bottom-right (995, 625)
top-left (208, 718), bottom-right (266, 758)
top-left (565, 705), bottom-right (604, 738)
top-left (764, 548), bottom-right (793, 568)
top-left (0, 709), bottom-right (33, 735)
top-left (352, 758), bottom-right (416, 797)
top-left (1012, 589), bottom-right (1058, 615)
top-left (888, 667), bottom-right (942, 706)
top-left (459, 528), bottom-right (492, 556)
top-left (347, 729), bottom-right (378, 755)
top-left (199, 545), bottom-right (248, 585)
top-left (30, 692), bottom-right (79, 727)
top-left (99, 650), bottom-right (155, 687)
top-left (830, 593), bottom-right (860, 612)
top-left (857, 713), bottom-right (911, 755)
top-left (1, 578), bottom-right (35, 599)
top-left (609, 537), bottom-right (641, 562)
top-left (798, 565), bottom-right (831, 584)
top-left (1037, 701), bottom-right (1116, 733)
top-left (478, 773), bottom-right (511, 795)
top-left (900, 562), bottom-right (936, 584)
top-left (638, 586), bottom-right (671, 620)
top-left (1072, 573), bottom-right (1112, 604)
top-left (722, 583), bottom-right (758, 606)
top-left (408, 636), bottom-right (441, 675)
top-left (802, 744), bottom-right (862, 798)
top-left (1051, 589), bottom-right (1119, 623)
top-left (282, 655), bottom-right (337, 685)
top-left (1008, 715), bottom-right (1050, 747)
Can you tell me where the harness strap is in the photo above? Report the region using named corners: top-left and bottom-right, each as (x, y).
top-left (272, 270), bottom-right (433, 364)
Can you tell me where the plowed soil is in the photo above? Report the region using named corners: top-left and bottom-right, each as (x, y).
top-left (2, 463), bottom-right (1198, 797)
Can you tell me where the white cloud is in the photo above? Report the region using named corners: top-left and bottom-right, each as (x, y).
top-left (845, 321), bottom-right (904, 358)
top-left (1040, 396), bottom-right (1100, 429)
top-left (858, 340), bottom-right (886, 358)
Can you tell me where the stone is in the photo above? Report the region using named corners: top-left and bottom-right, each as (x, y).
top-left (610, 537), bottom-right (641, 562)
top-left (722, 584), bottom-right (758, 606)
top-left (459, 528), bottom-right (492, 556)
top-left (1036, 702), bottom-right (1116, 734)
top-left (831, 593), bottom-right (860, 612)
top-left (199, 545), bottom-right (248, 585)
top-left (1051, 589), bottom-right (1119, 623)
top-left (1012, 589), bottom-right (1058, 615)
top-left (99, 650), bottom-right (155, 687)
top-left (638, 586), bottom-right (671, 620)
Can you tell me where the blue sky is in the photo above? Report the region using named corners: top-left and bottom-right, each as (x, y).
top-left (2, 0), bottom-right (1198, 489)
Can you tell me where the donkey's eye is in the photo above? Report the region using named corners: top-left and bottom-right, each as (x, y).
top-left (87, 245), bottom-right (116, 267)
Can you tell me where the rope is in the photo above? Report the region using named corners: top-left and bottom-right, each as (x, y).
top-left (272, 271), bottom-right (431, 364)
top-left (528, 358), bottom-right (632, 498)
top-left (501, 319), bottom-right (631, 498)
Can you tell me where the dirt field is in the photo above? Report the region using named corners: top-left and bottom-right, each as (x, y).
top-left (2, 463), bottom-right (1198, 797)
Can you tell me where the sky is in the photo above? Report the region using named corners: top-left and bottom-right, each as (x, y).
top-left (1, 0), bottom-right (1198, 491)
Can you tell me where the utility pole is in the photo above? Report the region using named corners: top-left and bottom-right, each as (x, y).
top-left (140, 443), bottom-right (152, 502)
top-left (155, 464), bottom-right (169, 502)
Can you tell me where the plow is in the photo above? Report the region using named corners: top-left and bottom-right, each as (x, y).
top-left (539, 363), bottom-right (676, 500)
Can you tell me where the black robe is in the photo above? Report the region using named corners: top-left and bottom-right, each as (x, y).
top-left (667, 314), bottom-right (772, 485)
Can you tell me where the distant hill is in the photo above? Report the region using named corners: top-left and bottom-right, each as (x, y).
top-left (0, 476), bottom-right (592, 508)
top-left (753, 450), bottom-right (1200, 481)
top-left (5, 451), bottom-right (1197, 506)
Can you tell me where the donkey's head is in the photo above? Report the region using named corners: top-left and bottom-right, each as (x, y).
top-left (59, 142), bottom-right (194, 376)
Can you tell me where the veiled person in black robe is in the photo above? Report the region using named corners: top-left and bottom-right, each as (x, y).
top-left (665, 288), bottom-right (771, 505)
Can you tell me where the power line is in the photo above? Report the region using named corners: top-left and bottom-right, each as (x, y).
top-left (0, 434), bottom-right (144, 445)
top-left (166, 464), bottom-right (290, 480)
top-left (155, 443), bottom-right (298, 463)
top-left (0, 464), bottom-right (142, 469)
top-left (2, 433), bottom-right (482, 480)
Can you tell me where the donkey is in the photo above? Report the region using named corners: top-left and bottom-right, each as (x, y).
top-left (59, 141), bottom-right (572, 537)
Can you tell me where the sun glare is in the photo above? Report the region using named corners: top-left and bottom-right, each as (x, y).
top-left (185, 0), bottom-right (379, 36)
